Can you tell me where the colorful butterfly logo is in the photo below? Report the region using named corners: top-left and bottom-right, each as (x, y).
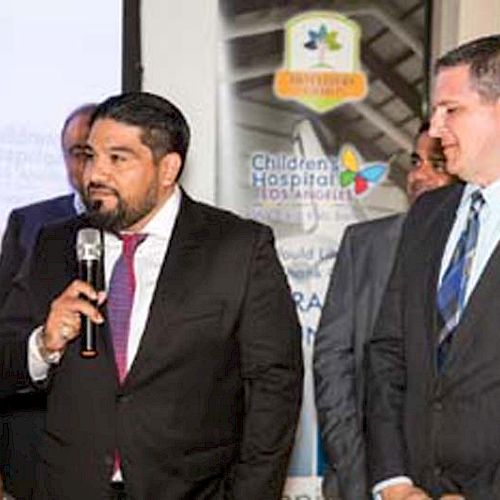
top-left (304, 24), bottom-right (342, 52)
top-left (339, 145), bottom-right (387, 195)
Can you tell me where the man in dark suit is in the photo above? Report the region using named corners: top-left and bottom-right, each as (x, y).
top-left (366, 35), bottom-right (500, 500)
top-left (0, 103), bottom-right (96, 500)
top-left (0, 92), bottom-right (303, 499)
top-left (0, 103), bottom-right (96, 309)
top-left (313, 124), bottom-right (455, 500)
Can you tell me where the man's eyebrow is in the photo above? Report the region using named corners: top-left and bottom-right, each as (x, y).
top-left (107, 146), bottom-right (137, 155)
top-left (83, 145), bottom-right (137, 155)
top-left (432, 98), bottom-right (460, 109)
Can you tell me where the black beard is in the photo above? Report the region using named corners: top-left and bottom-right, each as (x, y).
top-left (83, 183), bottom-right (157, 234)
top-left (85, 200), bottom-right (129, 234)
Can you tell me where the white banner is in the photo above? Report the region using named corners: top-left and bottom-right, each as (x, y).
top-left (217, 7), bottom-right (409, 498)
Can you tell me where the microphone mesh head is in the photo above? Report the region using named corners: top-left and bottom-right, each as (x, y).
top-left (77, 228), bottom-right (102, 261)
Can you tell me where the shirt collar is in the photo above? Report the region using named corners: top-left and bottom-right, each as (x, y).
top-left (73, 192), bottom-right (86, 215)
top-left (106, 184), bottom-right (182, 244)
top-left (462, 179), bottom-right (500, 213)
top-left (141, 184), bottom-right (181, 240)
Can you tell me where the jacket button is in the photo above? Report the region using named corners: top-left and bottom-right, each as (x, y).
top-left (104, 455), bottom-right (114, 466)
top-left (434, 465), bottom-right (443, 476)
top-left (117, 394), bottom-right (131, 404)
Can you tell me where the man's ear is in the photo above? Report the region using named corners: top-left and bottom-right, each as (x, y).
top-left (159, 152), bottom-right (182, 187)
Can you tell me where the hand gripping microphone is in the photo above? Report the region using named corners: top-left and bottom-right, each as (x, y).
top-left (76, 228), bottom-right (102, 358)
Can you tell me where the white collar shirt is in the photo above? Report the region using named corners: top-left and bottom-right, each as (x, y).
top-left (104, 185), bottom-right (181, 370)
top-left (439, 179), bottom-right (500, 305)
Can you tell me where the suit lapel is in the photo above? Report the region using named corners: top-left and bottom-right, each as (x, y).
top-left (366, 215), bottom-right (405, 328)
top-left (421, 187), bottom-right (463, 357)
top-left (123, 195), bottom-right (207, 388)
top-left (445, 232), bottom-right (500, 372)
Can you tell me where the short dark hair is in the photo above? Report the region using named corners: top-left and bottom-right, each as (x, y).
top-left (91, 92), bottom-right (190, 178)
top-left (61, 103), bottom-right (97, 143)
top-left (435, 34), bottom-right (500, 102)
top-left (413, 121), bottom-right (430, 149)
top-left (418, 121), bottom-right (430, 135)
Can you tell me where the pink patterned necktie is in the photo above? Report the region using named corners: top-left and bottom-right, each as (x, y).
top-left (107, 233), bottom-right (147, 383)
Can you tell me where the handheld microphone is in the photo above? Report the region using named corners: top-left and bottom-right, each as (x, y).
top-left (76, 228), bottom-right (102, 358)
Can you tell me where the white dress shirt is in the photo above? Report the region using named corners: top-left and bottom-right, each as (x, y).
top-left (439, 179), bottom-right (500, 298)
top-left (373, 179), bottom-right (500, 499)
top-left (73, 192), bottom-right (86, 215)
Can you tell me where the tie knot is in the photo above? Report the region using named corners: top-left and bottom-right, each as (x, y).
top-left (121, 233), bottom-right (147, 257)
top-left (470, 190), bottom-right (485, 214)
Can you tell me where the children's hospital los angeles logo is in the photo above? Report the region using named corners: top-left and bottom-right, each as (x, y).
top-left (250, 144), bottom-right (387, 203)
top-left (274, 11), bottom-right (367, 113)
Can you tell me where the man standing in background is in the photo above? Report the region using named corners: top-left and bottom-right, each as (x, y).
top-left (0, 103), bottom-right (96, 308)
top-left (0, 103), bottom-right (95, 500)
top-left (314, 122), bottom-right (455, 500)
top-left (367, 34), bottom-right (500, 499)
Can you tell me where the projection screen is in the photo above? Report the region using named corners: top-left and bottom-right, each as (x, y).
top-left (0, 0), bottom-right (126, 237)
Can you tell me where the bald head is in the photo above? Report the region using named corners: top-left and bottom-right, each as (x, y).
top-left (61, 104), bottom-right (97, 193)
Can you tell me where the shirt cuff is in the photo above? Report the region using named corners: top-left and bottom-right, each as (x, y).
top-left (372, 476), bottom-right (413, 500)
top-left (28, 326), bottom-right (51, 381)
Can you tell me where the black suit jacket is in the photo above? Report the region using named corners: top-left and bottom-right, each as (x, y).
top-left (0, 193), bottom-right (303, 500)
top-left (366, 184), bottom-right (500, 499)
top-left (314, 214), bottom-right (404, 500)
top-left (0, 194), bottom-right (76, 310)
top-left (0, 193), bottom-right (75, 500)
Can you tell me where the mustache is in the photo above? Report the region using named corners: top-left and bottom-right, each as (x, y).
top-left (86, 181), bottom-right (120, 197)
top-left (84, 182), bottom-right (121, 212)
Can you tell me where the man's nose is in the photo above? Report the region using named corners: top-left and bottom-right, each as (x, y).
top-left (429, 108), bottom-right (445, 138)
top-left (87, 156), bottom-right (110, 180)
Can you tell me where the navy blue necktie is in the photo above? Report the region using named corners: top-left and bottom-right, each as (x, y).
top-left (436, 190), bottom-right (484, 370)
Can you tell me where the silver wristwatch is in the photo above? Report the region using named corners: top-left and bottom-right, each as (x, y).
top-left (35, 327), bottom-right (62, 365)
